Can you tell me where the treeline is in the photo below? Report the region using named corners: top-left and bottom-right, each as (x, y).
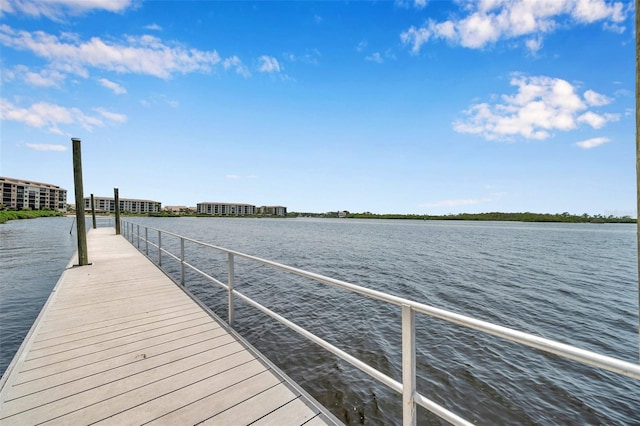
top-left (0, 209), bottom-right (65, 224)
top-left (337, 211), bottom-right (636, 223)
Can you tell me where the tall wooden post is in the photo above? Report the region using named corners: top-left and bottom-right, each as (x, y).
top-left (114, 187), bottom-right (121, 235)
top-left (90, 193), bottom-right (96, 229)
top-left (72, 138), bottom-right (88, 266)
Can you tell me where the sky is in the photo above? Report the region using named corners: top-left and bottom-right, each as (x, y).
top-left (0, 0), bottom-right (636, 215)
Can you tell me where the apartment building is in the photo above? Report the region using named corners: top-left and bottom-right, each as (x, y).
top-left (257, 206), bottom-right (287, 216)
top-left (1, 177), bottom-right (67, 211)
top-left (197, 202), bottom-right (256, 216)
top-left (84, 197), bottom-right (161, 213)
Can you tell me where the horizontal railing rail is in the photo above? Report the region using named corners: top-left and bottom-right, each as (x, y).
top-left (121, 220), bottom-right (640, 426)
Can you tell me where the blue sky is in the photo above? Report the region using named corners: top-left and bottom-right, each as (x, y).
top-left (0, 0), bottom-right (635, 215)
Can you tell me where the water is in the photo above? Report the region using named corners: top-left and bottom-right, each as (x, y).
top-left (1, 217), bottom-right (639, 424)
top-left (0, 217), bottom-right (77, 375)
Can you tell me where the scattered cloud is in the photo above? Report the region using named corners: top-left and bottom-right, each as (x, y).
top-left (283, 49), bottom-right (321, 65)
top-left (144, 23), bottom-right (162, 31)
top-left (453, 74), bottom-right (619, 141)
top-left (139, 94), bottom-right (179, 108)
top-left (98, 77), bottom-right (127, 94)
top-left (94, 107), bottom-right (127, 123)
top-left (0, 0), bottom-right (136, 20)
top-left (3, 65), bottom-right (66, 87)
top-left (576, 136), bottom-right (610, 149)
top-left (314, 14), bottom-right (322, 23)
top-left (0, 98), bottom-right (122, 133)
top-left (395, 0), bottom-right (428, 9)
top-left (0, 25), bottom-right (221, 79)
top-left (26, 143), bottom-right (67, 151)
top-left (223, 56), bottom-right (251, 77)
top-left (401, 0), bottom-right (628, 54)
top-left (365, 52), bottom-right (383, 63)
top-left (576, 111), bottom-right (619, 128)
top-left (258, 55), bottom-right (281, 73)
top-left (584, 89), bottom-right (612, 106)
top-left (356, 41), bottom-right (367, 52)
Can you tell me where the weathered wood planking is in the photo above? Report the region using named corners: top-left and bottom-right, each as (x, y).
top-left (0, 227), bottom-right (340, 425)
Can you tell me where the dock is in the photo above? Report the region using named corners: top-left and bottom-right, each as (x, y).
top-left (0, 228), bottom-right (340, 425)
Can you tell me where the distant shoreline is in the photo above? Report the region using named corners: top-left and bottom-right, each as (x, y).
top-left (8, 210), bottom-right (633, 224)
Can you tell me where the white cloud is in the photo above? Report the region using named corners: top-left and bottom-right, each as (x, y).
top-left (401, 0), bottom-right (628, 53)
top-left (94, 107), bottom-right (127, 123)
top-left (400, 26), bottom-right (431, 54)
top-left (1, 0), bottom-right (135, 20)
top-left (414, 0), bottom-right (428, 9)
top-left (144, 23), bottom-right (162, 31)
top-left (284, 49), bottom-right (321, 65)
top-left (139, 94), bottom-right (179, 108)
top-left (576, 136), bottom-right (610, 149)
top-left (26, 143), bottom-right (67, 151)
top-left (0, 98), bottom-right (124, 133)
top-left (258, 55), bottom-right (281, 73)
top-left (454, 75), bottom-right (620, 140)
top-left (365, 52), bottom-right (383, 63)
top-left (3, 65), bottom-right (66, 87)
top-left (0, 25), bottom-right (221, 79)
top-left (525, 36), bottom-right (543, 54)
top-left (223, 56), bottom-right (251, 77)
top-left (583, 89), bottom-right (612, 106)
top-left (395, 0), bottom-right (428, 9)
top-left (576, 111), bottom-right (619, 128)
top-left (98, 77), bottom-right (126, 94)
top-left (356, 41), bottom-right (368, 52)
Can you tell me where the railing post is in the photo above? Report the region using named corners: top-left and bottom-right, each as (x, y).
top-left (158, 230), bottom-right (162, 266)
top-left (180, 237), bottom-right (185, 286)
top-left (145, 227), bottom-right (148, 256)
top-left (228, 253), bottom-right (235, 326)
top-left (137, 224), bottom-right (140, 248)
top-left (402, 304), bottom-right (416, 426)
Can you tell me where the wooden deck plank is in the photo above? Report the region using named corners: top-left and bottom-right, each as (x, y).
top-left (252, 398), bottom-right (324, 425)
top-left (200, 383), bottom-right (304, 425)
top-left (0, 227), bottom-right (340, 425)
top-left (4, 345), bottom-right (255, 425)
top-left (20, 317), bottom-right (214, 370)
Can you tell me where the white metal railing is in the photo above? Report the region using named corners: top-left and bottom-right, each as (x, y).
top-left (120, 220), bottom-right (640, 426)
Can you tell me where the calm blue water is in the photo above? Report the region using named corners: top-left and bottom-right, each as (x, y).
top-left (2, 217), bottom-right (639, 425)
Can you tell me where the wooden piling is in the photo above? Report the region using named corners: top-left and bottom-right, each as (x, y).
top-left (72, 138), bottom-right (88, 266)
top-left (114, 187), bottom-right (121, 235)
top-left (91, 193), bottom-right (96, 229)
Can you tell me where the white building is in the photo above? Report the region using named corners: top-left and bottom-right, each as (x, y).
top-left (1, 177), bottom-right (67, 211)
top-left (197, 202), bottom-right (256, 216)
top-left (84, 197), bottom-right (161, 213)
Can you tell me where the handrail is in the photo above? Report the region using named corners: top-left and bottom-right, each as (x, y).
top-left (120, 219), bottom-right (640, 426)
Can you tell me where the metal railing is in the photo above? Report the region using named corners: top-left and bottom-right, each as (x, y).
top-left (121, 219), bottom-right (640, 426)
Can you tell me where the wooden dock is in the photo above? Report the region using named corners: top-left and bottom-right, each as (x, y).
top-left (0, 228), bottom-right (341, 425)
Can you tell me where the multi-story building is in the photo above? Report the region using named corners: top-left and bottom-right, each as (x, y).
top-left (1, 177), bottom-right (67, 211)
top-left (84, 197), bottom-right (161, 213)
top-left (197, 202), bottom-right (256, 216)
top-left (257, 206), bottom-right (287, 216)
